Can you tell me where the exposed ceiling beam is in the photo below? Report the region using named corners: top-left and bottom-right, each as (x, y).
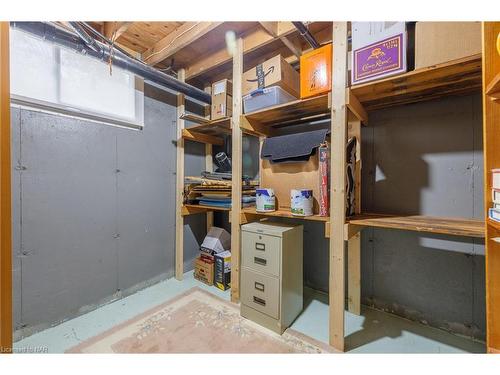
top-left (185, 22), bottom-right (297, 81)
top-left (103, 22), bottom-right (133, 40)
top-left (259, 21), bottom-right (302, 59)
top-left (143, 22), bottom-right (223, 67)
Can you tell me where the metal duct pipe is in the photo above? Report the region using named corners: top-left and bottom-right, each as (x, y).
top-left (68, 21), bottom-right (102, 54)
top-left (292, 22), bottom-right (320, 49)
top-left (10, 22), bottom-right (211, 104)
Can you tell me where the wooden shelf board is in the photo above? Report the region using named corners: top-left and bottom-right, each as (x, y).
top-left (243, 93), bottom-right (331, 128)
top-left (488, 218), bottom-right (500, 232)
top-left (182, 204), bottom-right (231, 216)
top-left (348, 213), bottom-right (485, 238)
top-left (240, 207), bottom-right (329, 223)
top-left (181, 116), bottom-right (231, 145)
top-left (486, 71), bottom-right (500, 100)
top-left (351, 54), bottom-right (482, 111)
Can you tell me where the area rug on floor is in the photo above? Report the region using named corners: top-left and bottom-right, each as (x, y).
top-left (68, 287), bottom-right (333, 353)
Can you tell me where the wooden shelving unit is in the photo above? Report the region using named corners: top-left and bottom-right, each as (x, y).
top-left (351, 54), bottom-right (482, 110)
top-left (482, 22), bottom-right (500, 354)
top-left (343, 32), bottom-right (487, 354)
top-left (174, 22), bottom-right (491, 354)
top-left (348, 213), bottom-right (485, 238)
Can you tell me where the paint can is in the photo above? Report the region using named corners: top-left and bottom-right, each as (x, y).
top-left (290, 189), bottom-right (313, 216)
top-left (256, 188), bottom-right (276, 212)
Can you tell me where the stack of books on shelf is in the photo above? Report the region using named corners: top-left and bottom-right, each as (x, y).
top-left (490, 169), bottom-right (500, 223)
top-left (184, 172), bottom-right (257, 209)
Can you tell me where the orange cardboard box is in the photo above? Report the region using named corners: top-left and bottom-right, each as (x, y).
top-left (300, 44), bottom-right (332, 99)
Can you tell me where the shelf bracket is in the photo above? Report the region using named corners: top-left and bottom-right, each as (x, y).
top-left (346, 88), bottom-right (368, 125)
top-left (344, 222), bottom-right (364, 240)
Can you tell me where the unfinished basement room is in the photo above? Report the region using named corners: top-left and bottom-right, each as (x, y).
top-left (1, 1), bottom-right (500, 373)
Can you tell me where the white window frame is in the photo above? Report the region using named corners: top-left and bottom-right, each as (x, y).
top-left (10, 28), bottom-right (144, 130)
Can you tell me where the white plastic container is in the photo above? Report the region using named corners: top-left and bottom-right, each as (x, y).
top-left (290, 189), bottom-right (313, 216)
top-left (256, 188), bottom-right (276, 212)
top-left (243, 86), bottom-right (296, 114)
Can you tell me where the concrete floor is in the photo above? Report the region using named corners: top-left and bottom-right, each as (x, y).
top-left (14, 271), bottom-right (485, 353)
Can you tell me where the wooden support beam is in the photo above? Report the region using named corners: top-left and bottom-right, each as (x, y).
top-left (185, 22), bottom-right (296, 80)
top-left (0, 22), bottom-right (12, 353)
top-left (259, 22), bottom-right (302, 59)
top-left (103, 22), bottom-right (133, 40)
top-left (329, 21), bottom-right (348, 352)
top-left (230, 38), bottom-right (243, 303)
top-left (175, 69), bottom-right (186, 281)
top-left (144, 22), bottom-right (222, 67)
top-left (347, 232), bottom-right (361, 315)
top-left (182, 129), bottom-right (224, 146)
top-left (346, 88), bottom-right (368, 125)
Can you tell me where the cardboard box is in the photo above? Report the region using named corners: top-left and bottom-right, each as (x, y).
top-left (242, 54), bottom-right (300, 98)
top-left (300, 44), bottom-right (332, 99)
top-left (214, 251), bottom-right (231, 291)
top-left (194, 255), bottom-right (214, 286)
top-left (200, 226), bottom-right (231, 255)
top-left (352, 22), bottom-right (408, 84)
top-left (211, 79), bottom-right (232, 120)
top-left (415, 22), bottom-right (481, 69)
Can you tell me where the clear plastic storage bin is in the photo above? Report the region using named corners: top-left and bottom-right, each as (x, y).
top-left (243, 86), bottom-right (296, 113)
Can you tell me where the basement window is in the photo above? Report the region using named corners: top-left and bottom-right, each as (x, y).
top-left (9, 28), bottom-right (144, 130)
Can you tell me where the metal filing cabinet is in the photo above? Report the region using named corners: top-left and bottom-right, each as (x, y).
top-left (240, 221), bottom-right (303, 334)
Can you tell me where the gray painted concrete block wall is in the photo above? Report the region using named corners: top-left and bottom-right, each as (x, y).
top-left (303, 93), bottom-right (485, 340)
top-left (11, 85), bottom-right (205, 338)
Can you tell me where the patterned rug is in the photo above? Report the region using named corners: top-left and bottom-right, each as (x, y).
top-left (68, 287), bottom-right (334, 353)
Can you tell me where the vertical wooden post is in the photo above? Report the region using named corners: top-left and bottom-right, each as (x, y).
top-left (175, 69), bottom-right (186, 280)
top-left (230, 38), bottom-right (243, 302)
top-left (0, 22), bottom-right (13, 353)
top-left (329, 22), bottom-right (348, 352)
top-left (482, 22), bottom-right (500, 354)
top-left (204, 85), bottom-right (214, 231)
top-left (205, 144), bottom-right (214, 231)
top-left (347, 118), bottom-right (362, 315)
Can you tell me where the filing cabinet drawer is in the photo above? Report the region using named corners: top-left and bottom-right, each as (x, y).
top-left (241, 267), bottom-right (280, 319)
top-left (241, 231), bottom-right (281, 277)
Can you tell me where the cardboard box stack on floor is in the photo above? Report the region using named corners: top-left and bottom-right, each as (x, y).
top-left (194, 227), bottom-right (231, 290)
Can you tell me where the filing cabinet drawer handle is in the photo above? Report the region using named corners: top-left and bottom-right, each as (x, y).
top-left (253, 296), bottom-right (266, 306)
top-left (254, 282), bottom-right (265, 292)
top-left (254, 257), bottom-right (267, 266)
top-left (255, 242), bottom-right (265, 251)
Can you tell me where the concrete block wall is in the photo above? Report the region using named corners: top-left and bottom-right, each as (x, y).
top-left (11, 85), bottom-right (205, 338)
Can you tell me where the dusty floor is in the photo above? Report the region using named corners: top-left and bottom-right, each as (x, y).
top-left (14, 270), bottom-right (485, 353)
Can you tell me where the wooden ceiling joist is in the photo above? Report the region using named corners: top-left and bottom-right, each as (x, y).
top-left (259, 21), bottom-right (302, 59)
top-left (143, 22), bottom-right (223, 67)
top-left (185, 22), bottom-right (297, 81)
top-left (103, 22), bottom-right (133, 40)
